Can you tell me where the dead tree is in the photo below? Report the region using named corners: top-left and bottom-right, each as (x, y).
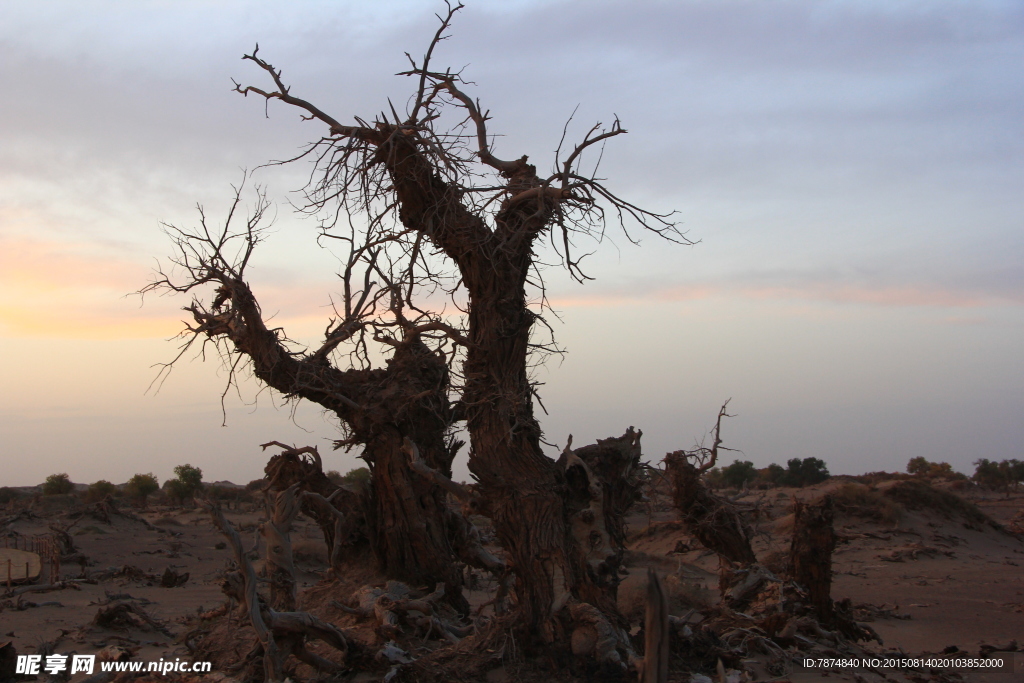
top-left (145, 180), bottom-right (475, 612)
top-left (558, 428), bottom-right (645, 606)
top-left (569, 427), bottom-right (646, 556)
top-left (665, 402), bottom-right (756, 567)
top-left (226, 3), bottom-right (688, 649)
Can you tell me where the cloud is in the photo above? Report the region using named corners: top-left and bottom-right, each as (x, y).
top-left (0, 232), bottom-right (349, 339)
top-left (548, 279), bottom-right (1020, 310)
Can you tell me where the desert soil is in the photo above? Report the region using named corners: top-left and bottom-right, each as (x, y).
top-left (1, 479), bottom-right (1022, 682)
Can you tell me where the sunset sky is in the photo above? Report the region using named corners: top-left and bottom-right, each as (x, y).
top-left (2, 0), bottom-right (1021, 487)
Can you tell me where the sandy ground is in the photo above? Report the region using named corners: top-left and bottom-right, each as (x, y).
top-left (2, 480), bottom-right (1022, 682)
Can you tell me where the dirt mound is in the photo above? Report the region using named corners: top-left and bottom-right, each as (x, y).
top-left (831, 482), bottom-right (903, 525)
top-left (880, 480), bottom-right (1003, 531)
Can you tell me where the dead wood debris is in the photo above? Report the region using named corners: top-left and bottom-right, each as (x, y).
top-left (852, 603), bottom-right (912, 621)
top-left (665, 402), bottom-right (757, 569)
top-left (333, 580), bottom-right (471, 644)
top-left (878, 543), bottom-right (956, 562)
top-left (92, 602), bottom-right (175, 637)
top-left (2, 580), bottom-right (80, 599)
top-left (160, 567), bottom-right (190, 587)
top-left (202, 501), bottom-right (353, 683)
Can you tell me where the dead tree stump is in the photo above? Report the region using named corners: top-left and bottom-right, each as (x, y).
top-left (665, 452), bottom-right (756, 566)
top-left (789, 495), bottom-right (836, 624)
top-left (664, 402), bottom-right (756, 577)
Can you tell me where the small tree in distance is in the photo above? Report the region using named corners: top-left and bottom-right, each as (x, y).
top-left (973, 458), bottom-right (1024, 494)
top-left (165, 464), bottom-right (203, 506)
top-left (125, 473), bottom-right (160, 508)
top-left (340, 467), bottom-right (371, 489)
top-left (173, 464), bottom-right (203, 495)
top-left (84, 480), bottom-right (118, 503)
top-left (907, 457), bottom-right (956, 479)
top-left (42, 473), bottom-right (74, 496)
top-left (783, 457), bottom-right (831, 487)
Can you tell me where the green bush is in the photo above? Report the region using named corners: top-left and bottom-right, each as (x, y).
top-left (340, 467), bottom-right (371, 489)
top-left (760, 458), bottom-right (830, 488)
top-left (124, 473), bottom-right (159, 506)
top-left (973, 458), bottom-right (1024, 492)
top-left (84, 480), bottom-right (118, 503)
top-left (761, 463), bottom-right (786, 486)
top-left (0, 487), bottom-right (23, 505)
top-left (788, 457), bottom-right (830, 486)
top-left (907, 457), bottom-right (958, 479)
top-left (832, 483), bottom-right (902, 525)
top-left (42, 473), bottom-right (74, 496)
top-left (164, 464), bottom-right (204, 505)
top-left (207, 485), bottom-right (245, 503)
top-left (720, 460), bottom-right (757, 488)
top-left (164, 479), bottom-right (192, 505)
top-left (173, 464), bottom-right (204, 493)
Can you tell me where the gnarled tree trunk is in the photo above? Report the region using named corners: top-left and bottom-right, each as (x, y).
top-left (459, 249), bottom-right (632, 643)
top-left (187, 266), bottom-right (467, 606)
top-left (665, 450), bottom-right (756, 566)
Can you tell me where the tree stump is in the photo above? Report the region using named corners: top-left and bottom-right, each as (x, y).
top-left (789, 495), bottom-right (836, 624)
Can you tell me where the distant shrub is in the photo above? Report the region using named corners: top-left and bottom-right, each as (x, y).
top-left (721, 460), bottom-right (757, 488)
top-left (340, 467), bottom-right (371, 489)
top-left (84, 480), bottom-right (118, 503)
top-left (762, 463), bottom-right (786, 486)
top-left (703, 466), bottom-right (723, 488)
top-left (326, 470), bottom-right (344, 485)
top-left (42, 473), bottom-right (74, 496)
top-left (207, 485), bottom-right (245, 503)
top-left (832, 483), bottom-right (902, 525)
top-left (163, 464), bottom-right (203, 505)
top-left (759, 458), bottom-right (830, 488)
top-left (173, 464), bottom-right (204, 493)
top-left (972, 458), bottom-right (1024, 492)
top-left (245, 478), bottom-right (267, 492)
top-left (164, 479), bottom-right (192, 505)
top-left (0, 487), bottom-right (24, 505)
top-left (124, 473), bottom-right (159, 506)
top-left (907, 457), bottom-right (963, 480)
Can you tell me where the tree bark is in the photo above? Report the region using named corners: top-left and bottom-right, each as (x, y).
top-left (263, 485), bottom-right (299, 612)
top-left (380, 134), bottom-right (634, 645)
top-left (664, 450), bottom-right (756, 566)
top-left (224, 298), bottom-right (466, 605)
top-left (789, 495), bottom-right (836, 624)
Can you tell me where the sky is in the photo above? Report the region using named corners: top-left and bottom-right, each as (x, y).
top-left (1, 0), bottom-right (1022, 487)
